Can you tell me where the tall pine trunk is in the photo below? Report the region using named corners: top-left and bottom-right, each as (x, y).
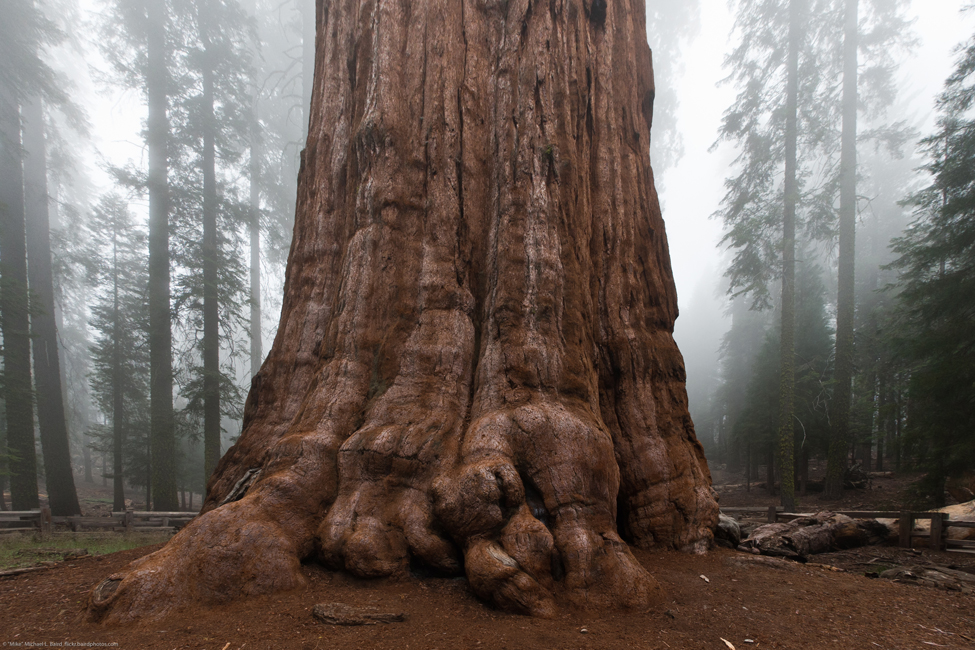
top-left (826, 0), bottom-right (858, 499)
top-left (111, 223), bottom-right (125, 512)
top-left (0, 84), bottom-right (39, 510)
top-left (777, 0), bottom-right (801, 512)
top-left (201, 7), bottom-right (221, 484)
top-left (83, 431), bottom-right (93, 483)
top-left (877, 373), bottom-right (892, 472)
top-left (147, 0), bottom-right (177, 511)
top-left (22, 96), bottom-right (81, 516)
top-left (250, 94), bottom-right (262, 379)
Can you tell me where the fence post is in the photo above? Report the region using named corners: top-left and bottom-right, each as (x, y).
top-left (930, 513), bottom-right (947, 552)
top-left (40, 506), bottom-right (52, 537)
top-left (767, 506), bottom-right (777, 523)
top-left (123, 510), bottom-right (133, 532)
top-left (899, 511), bottom-right (912, 548)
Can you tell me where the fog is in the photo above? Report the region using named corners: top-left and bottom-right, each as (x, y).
top-left (664, 0), bottom-right (975, 431)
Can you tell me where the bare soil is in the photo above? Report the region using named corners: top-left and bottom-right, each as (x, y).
top-left (0, 541), bottom-right (973, 649)
top-left (2, 474), bottom-right (973, 649)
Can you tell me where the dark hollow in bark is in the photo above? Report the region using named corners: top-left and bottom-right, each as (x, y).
top-left (88, 0), bottom-right (717, 623)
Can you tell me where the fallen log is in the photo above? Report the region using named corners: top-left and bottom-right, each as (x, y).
top-left (15, 548), bottom-right (89, 560)
top-left (0, 563), bottom-right (56, 578)
top-left (312, 603), bottom-right (407, 626)
top-left (878, 565), bottom-right (975, 594)
top-left (737, 512), bottom-right (891, 561)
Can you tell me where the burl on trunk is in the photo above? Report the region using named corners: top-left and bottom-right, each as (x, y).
top-left (89, 0), bottom-right (717, 622)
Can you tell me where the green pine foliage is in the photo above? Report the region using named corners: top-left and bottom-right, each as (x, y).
top-left (891, 33), bottom-right (975, 502)
top-left (716, 0), bottom-right (911, 305)
top-left (792, 256), bottom-right (833, 459)
top-left (99, 0), bottom-right (256, 486)
top-left (709, 296), bottom-right (770, 469)
top-left (728, 254), bottom-right (833, 486)
top-left (709, 0), bottom-right (916, 498)
top-left (0, 0), bottom-right (67, 109)
top-left (715, 0), bottom-right (837, 307)
top-left (168, 0), bottom-right (254, 437)
top-left (86, 195), bottom-right (152, 492)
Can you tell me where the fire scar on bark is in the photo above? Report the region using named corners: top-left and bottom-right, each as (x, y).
top-left (88, 0), bottom-right (718, 623)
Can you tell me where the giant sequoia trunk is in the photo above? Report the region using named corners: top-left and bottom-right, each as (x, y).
top-left (89, 0), bottom-right (717, 623)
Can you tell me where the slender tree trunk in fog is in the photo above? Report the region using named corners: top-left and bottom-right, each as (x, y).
top-left (877, 374), bottom-right (890, 472)
top-left (799, 447), bottom-right (808, 497)
top-left (746, 442), bottom-right (752, 492)
top-left (826, 0), bottom-right (858, 500)
top-left (777, 0), bottom-right (801, 512)
top-left (89, 0), bottom-right (717, 623)
top-left (147, 1), bottom-right (177, 511)
top-left (83, 433), bottom-right (93, 483)
top-left (250, 95), bottom-right (262, 379)
top-left (22, 96), bottom-right (82, 516)
top-left (110, 223), bottom-right (125, 513)
top-left (0, 400), bottom-right (7, 509)
top-left (200, 8), bottom-right (221, 484)
top-left (0, 84), bottom-right (39, 511)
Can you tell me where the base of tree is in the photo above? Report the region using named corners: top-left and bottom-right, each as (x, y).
top-left (88, 397), bottom-right (715, 623)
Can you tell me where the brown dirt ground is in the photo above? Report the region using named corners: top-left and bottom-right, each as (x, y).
top-left (1, 542), bottom-right (973, 650)
top-left (3, 474), bottom-right (974, 649)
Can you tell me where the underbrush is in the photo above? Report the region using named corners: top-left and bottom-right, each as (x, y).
top-left (0, 531), bottom-right (173, 570)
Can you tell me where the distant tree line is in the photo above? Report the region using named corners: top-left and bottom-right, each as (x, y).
top-left (699, 0), bottom-right (974, 507)
top-left (0, 0), bottom-right (312, 513)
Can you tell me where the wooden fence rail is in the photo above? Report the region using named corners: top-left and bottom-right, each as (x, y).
top-left (6, 505), bottom-right (970, 550)
top-left (0, 509), bottom-right (51, 534)
top-left (0, 508), bottom-right (198, 534)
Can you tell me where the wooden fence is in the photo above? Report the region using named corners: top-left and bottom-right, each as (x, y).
top-left (5, 506), bottom-right (971, 552)
top-left (720, 507), bottom-right (975, 553)
top-left (0, 508), bottom-right (197, 534)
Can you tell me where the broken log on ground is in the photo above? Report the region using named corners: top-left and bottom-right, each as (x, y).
top-left (312, 603), bottom-right (407, 626)
top-left (738, 512), bottom-right (891, 561)
top-left (876, 565), bottom-right (975, 594)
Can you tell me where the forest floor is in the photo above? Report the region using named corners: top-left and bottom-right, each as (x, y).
top-left (711, 464), bottom-right (929, 512)
top-left (0, 473), bottom-right (972, 649)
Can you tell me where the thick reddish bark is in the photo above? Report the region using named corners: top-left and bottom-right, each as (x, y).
top-left (89, 0), bottom-right (717, 622)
